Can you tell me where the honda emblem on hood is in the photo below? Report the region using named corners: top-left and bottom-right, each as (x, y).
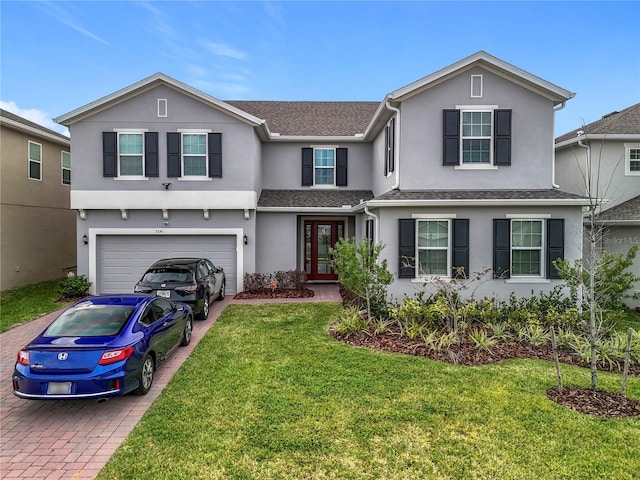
top-left (57, 352), bottom-right (68, 361)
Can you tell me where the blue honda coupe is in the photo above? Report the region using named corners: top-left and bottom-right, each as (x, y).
top-left (13, 294), bottom-right (193, 400)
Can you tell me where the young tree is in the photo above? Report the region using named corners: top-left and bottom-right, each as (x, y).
top-left (331, 238), bottom-right (393, 320)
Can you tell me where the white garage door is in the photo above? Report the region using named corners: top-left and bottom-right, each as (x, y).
top-left (97, 235), bottom-right (237, 294)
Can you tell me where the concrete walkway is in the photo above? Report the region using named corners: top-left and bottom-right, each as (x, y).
top-left (0, 285), bottom-right (341, 479)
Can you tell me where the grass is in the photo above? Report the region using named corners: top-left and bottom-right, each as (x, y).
top-left (0, 278), bottom-right (73, 332)
top-left (98, 302), bottom-right (640, 480)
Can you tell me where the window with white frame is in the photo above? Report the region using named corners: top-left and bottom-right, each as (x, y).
top-left (625, 143), bottom-right (640, 175)
top-left (511, 219), bottom-right (543, 276)
top-left (28, 141), bottom-right (42, 180)
top-left (417, 219), bottom-right (450, 276)
top-left (118, 132), bottom-right (144, 176)
top-left (314, 148), bottom-right (335, 185)
top-left (182, 133), bottom-right (207, 177)
top-left (462, 110), bottom-right (492, 164)
top-left (61, 151), bottom-right (71, 185)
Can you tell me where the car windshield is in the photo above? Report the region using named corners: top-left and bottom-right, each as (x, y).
top-left (141, 268), bottom-right (193, 283)
top-left (44, 305), bottom-right (135, 337)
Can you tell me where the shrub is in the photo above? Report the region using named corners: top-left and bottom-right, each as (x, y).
top-left (468, 328), bottom-right (497, 353)
top-left (333, 307), bottom-right (369, 338)
top-left (59, 275), bottom-right (91, 299)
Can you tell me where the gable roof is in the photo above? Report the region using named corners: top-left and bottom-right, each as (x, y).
top-left (556, 103), bottom-right (640, 145)
top-left (1, 108), bottom-right (70, 144)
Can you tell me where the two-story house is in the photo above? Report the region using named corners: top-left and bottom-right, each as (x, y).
top-left (55, 51), bottom-right (587, 300)
top-left (555, 103), bottom-right (640, 307)
top-left (0, 109), bottom-right (76, 290)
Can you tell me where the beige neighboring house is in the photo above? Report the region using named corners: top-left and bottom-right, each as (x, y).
top-left (0, 108), bottom-right (76, 290)
top-left (555, 103), bottom-right (640, 308)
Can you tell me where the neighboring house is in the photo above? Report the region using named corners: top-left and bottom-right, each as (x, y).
top-left (555, 103), bottom-right (640, 307)
top-left (55, 51), bottom-right (587, 301)
top-left (0, 109), bottom-right (76, 290)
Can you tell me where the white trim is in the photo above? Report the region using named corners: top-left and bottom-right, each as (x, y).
top-left (470, 74), bottom-right (483, 98)
top-left (114, 176), bottom-right (149, 181)
top-left (71, 190), bottom-right (257, 210)
top-left (506, 213), bottom-right (551, 219)
top-left (0, 116), bottom-right (69, 145)
top-left (157, 99), bottom-right (167, 118)
top-left (454, 164), bottom-right (498, 170)
top-left (505, 278), bottom-right (550, 284)
top-left (87, 227), bottom-right (244, 295)
top-left (178, 128), bottom-right (213, 133)
top-left (455, 104), bottom-right (499, 110)
top-left (355, 198), bottom-right (589, 209)
top-left (510, 218), bottom-right (545, 278)
top-left (415, 218), bottom-right (452, 279)
top-left (412, 213), bottom-right (457, 219)
top-left (624, 143), bottom-right (640, 176)
top-left (177, 177), bottom-right (213, 182)
top-left (113, 128), bottom-right (149, 132)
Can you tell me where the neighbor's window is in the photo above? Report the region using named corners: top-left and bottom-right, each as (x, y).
top-left (511, 219), bottom-right (543, 276)
top-left (462, 110), bottom-right (492, 164)
top-left (118, 132), bottom-right (144, 176)
top-left (417, 219), bottom-right (450, 276)
top-left (625, 143), bottom-right (640, 175)
top-left (314, 148), bottom-right (335, 185)
top-left (28, 141), bottom-right (42, 180)
top-left (182, 133), bottom-right (207, 176)
top-left (61, 151), bottom-right (71, 185)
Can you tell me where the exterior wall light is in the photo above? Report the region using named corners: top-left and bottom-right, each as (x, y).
top-left (243, 234), bottom-right (248, 245)
top-left (82, 234), bottom-right (88, 245)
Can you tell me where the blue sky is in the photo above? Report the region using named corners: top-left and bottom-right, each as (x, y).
top-left (1, 1), bottom-right (638, 136)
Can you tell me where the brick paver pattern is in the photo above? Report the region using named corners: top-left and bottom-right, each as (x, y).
top-left (0, 284), bottom-right (341, 479)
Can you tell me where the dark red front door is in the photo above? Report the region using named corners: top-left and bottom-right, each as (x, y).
top-left (304, 221), bottom-right (344, 280)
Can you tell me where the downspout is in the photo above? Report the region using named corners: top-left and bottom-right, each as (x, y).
top-left (386, 101), bottom-right (400, 190)
top-left (551, 101), bottom-right (566, 188)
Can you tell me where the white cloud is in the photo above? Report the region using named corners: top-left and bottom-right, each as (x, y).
top-left (41, 1), bottom-right (110, 45)
top-left (0, 101), bottom-right (69, 136)
top-left (202, 42), bottom-right (248, 60)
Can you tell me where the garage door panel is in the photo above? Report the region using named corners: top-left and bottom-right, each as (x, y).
top-left (97, 235), bottom-right (237, 295)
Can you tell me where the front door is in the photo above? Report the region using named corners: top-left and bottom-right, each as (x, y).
top-left (304, 220), bottom-right (344, 280)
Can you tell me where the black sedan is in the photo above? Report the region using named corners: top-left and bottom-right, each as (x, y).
top-left (134, 258), bottom-right (225, 320)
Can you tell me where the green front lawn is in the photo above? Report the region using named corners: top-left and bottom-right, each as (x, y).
top-left (0, 278), bottom-right (72, 332)
top-left (99, 303), bottom-right (640, 480)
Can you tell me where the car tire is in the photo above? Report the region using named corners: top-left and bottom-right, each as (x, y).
top-left (133, 354), bottom-right (154, 395)
top-left (197, 295), bottom-right (209, 320)
top-left (181, 316), bottom-right (193, 346)
top-left (217, 282), bottom-right (225, 301)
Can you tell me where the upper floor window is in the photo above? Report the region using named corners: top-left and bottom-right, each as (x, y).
top-left (28, 141), bottom-right (42, 181)
top-left (301, 147), bottom-right (348, 187)
top-left (625, 143), bottom-right (640, 176)
top-left (182, 133), bottom-right (208, 177)
top-left (443, 108), bottom-right (511, 167)
top-left (61, 151), bottom-right (71, 185)
top-left (118, 133), bottom-right (144, 177)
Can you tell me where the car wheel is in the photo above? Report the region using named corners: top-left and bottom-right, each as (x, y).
top-left (197, 295), bottom-right (209, 320)
top-left (133, 354), bottom-right (154, 395)
top-left (217, 282), bottom-right (226, 301)
top-left (181, 316), bottom-right (193, 346)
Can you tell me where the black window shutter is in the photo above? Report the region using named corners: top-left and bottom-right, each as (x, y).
top-left (208, 133), bottom-right (222, 178)
top-left (302, 148), bottom-right (313, 186)
top-left (443, 109), bottom-right (460, 166)
top-left (452, 219), bottom-right (470, 279)
top-left (336, 148), bottom-right (348, 186)
top-left (494, 109), bottom-right (512, 166)
top-left (388, 118), bottom-right (395, 174)
top-left (145, 132), bottom-right (159, 177)
top-left (398, 219), bottom-right (416, 278)
top-left (366, 219), bottom-right (374, 242)
top-left (546, 218), bottom-right (565, 279)
top-left (167, 132), bottom-right (181, 177)
top-left (102, 132), bottom-right (117, 177)
top-left (493, 219), bottom-right (511, 279)
top-left (384, 125), bottom-right (389, 176)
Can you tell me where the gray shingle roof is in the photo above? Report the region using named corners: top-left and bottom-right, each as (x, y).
top-left (597, 195), bottom-right (640, 222)
top-left (258, 189), bottom-right (374, 208)
top-left (556, 103), bottom-right (640, 143)
top-left (0, 108), bottom-right (70, 141)
top-left (226, 101), bottom-right (379, 137)
top-left (373, 189), bottom-right (587, 201)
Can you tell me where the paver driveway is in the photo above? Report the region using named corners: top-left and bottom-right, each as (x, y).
top-left (0, 285), bottom-right (341, 479)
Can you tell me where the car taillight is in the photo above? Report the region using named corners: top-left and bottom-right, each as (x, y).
top-left (175, 285), bottom-right (198, 292)
top-left (99, 346), bottom-right (133, 365)
top-left (17, 350), bottom-right (29, 366)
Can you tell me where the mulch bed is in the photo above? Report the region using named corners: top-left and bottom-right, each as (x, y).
top-left (233, 288), bottom-right (315, 299)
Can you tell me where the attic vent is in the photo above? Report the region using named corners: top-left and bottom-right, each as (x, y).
top-left (471, 75), bottom-right (483, 98)
top-left (158, 99), bottom-right (167, 118)
top-left (602, 111), bottom-right (619, 119)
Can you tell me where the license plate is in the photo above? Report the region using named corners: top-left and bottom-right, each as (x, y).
top-left (157, 290), bottom-right (170, 298)
top-left (47, 382), bottom-right (72, 395)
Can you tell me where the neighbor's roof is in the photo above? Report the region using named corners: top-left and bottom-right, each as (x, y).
top-left (597, 195), bottom-right (640, 223)
top-left (227, 101), bottom-right (378, 137)
top-left (0, 108), bottom-right (70, 144)
top-left (556, 103), bottom-right (640, 145)
top-left (258, 189), bottom-right (374, 209)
